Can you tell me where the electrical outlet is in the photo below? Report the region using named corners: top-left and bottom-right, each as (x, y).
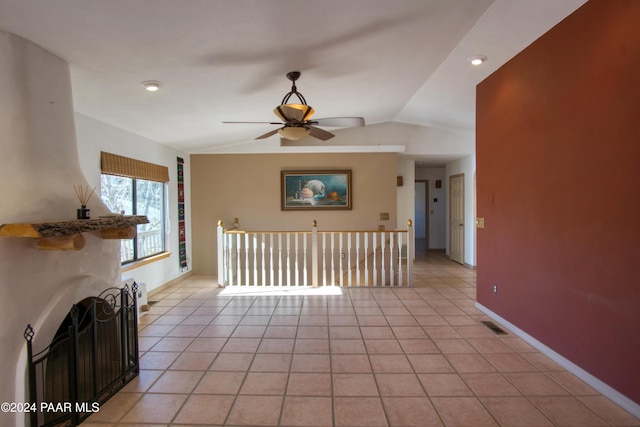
top-left (378, 225), bottom-right (385, 231)
top-left (493, 284), bottom-right (498, 294)
top-left (341, 252), bottom-right (346, 259)
top-left (380, 213), bottom-right (389, 220)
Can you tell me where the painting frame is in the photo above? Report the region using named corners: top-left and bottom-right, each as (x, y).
top-left (281, 170), bottom-right (352, 210)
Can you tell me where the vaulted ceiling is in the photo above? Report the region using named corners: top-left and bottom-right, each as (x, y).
top-left (0, 0), bottom-right (586, 164)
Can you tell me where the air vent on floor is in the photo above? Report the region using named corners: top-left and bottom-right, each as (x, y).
top-left (480, 321), bottom-right (508, 335)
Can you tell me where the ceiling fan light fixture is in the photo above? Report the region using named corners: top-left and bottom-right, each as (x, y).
top-left (278, 126), bottom-right (310, 141)
top-left (274, 104), bottom-right (315, 122)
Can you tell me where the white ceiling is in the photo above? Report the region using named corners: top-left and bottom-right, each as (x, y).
top-left (0, 0), bottom-right (586, 164)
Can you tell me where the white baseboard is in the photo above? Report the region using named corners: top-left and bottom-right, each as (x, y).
top-left (475, 302), bottom-right (640, 419)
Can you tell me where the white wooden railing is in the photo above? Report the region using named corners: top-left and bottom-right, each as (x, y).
top-left (217, 219), bottom-right (413, 287)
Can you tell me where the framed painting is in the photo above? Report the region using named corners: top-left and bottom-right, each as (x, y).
top-left (281, 170), bottom-right (352, 210)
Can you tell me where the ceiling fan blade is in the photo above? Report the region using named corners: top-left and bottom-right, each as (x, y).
top-left (312, 117), bottom-right (365, 128)
top-left (308, 126), bottom-right (335, 141)
top-left (223, 121), bottom-right (283, 125)
top-left (255, 128), bottom-right (280, 140)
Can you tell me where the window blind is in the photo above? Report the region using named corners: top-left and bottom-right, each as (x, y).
top-left (101, 151), bottom-right (169, 182)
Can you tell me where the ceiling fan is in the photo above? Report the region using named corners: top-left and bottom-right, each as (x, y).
top-left (224, 71), bottom-right (365, 141)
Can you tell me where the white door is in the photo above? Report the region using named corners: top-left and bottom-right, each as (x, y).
top-left (449, 174), bottom-right (464, 264)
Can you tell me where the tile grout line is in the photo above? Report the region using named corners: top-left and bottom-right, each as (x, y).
top-left (86, 253), bottom-right (639, 426)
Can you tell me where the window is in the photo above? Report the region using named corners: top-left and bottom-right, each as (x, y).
top-left (99, 152), bottom-right (169, 264)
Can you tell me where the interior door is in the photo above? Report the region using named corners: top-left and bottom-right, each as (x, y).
top-left (449, 174), bottom-right (464, 264)
top-left (414, 181), bottom-right (428, 241)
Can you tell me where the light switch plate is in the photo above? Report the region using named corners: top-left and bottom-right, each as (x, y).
top-left (380, 213), bottom-right (389, 220)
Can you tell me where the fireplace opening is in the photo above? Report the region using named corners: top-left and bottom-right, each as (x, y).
top-left (24, 284), bottom-right (140, 427)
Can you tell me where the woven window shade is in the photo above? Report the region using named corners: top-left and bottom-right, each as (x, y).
top-left (101, 151), bottom-right (169, 182)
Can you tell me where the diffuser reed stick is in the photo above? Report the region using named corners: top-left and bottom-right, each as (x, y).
top-left (73, 185), bottom-right (96, 206)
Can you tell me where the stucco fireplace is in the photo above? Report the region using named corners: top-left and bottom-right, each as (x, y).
top-left (0, 31), bottom-right (130, 427)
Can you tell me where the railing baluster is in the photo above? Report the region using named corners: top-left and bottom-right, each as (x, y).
top-left (397, 231), bottom-right (403, 286)
top-left (407, 220), bottom-right (413, 287)
top-left (269, 233), bottom-right (274, 286)
top-left (389, 231), bottom-right (397, 286)
top-left (227, 233), bottom-right (232, 286)
top-left (311, 222), bottom-right (318, 288)
top-left (260, 233), bottom-right (266, 286)
top-left (286, 234), bottom-right (292, 287)
top-left (252, 233), bottom-right (258, 286)
top-left (295, 234), bottom-right (300, 287)
top-left (278, 233), bottom-right (283, 286)
top-left (338, 233), bottom-right (344, 286)
top-left (331, 233), bottom-right (336, 286)
top-left (322, 233), bottom-right (327, 286)
top-left (364, 232), bottom-right (369, 286)
top-left (231, 233), bottom-right (237, 286)
top-left (303, 232), bottom-right (308, 286)
top-left (224, 232), bottom-right (230, 286)
top-left (372, 232), bottom-right (377, 286)
top-left (347, 233), bottom-right (352, 287)
top-left (236, 232), bottom-right (241, 286)
top-left (355, 232), bottom-right (360, 287)
top-left (245, 233), bottom-right (250, 286)
top-left (381, 231), bottom-right (386, 286)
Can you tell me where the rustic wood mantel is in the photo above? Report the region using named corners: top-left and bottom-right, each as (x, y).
top-left (0, 215), bottom-right (149, 250)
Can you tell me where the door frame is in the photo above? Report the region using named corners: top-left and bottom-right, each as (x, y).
top-left (415, 180), bottom-right (429, 249)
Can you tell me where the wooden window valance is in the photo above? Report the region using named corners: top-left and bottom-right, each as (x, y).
top-left (100, 151), bottom-right (169, 183)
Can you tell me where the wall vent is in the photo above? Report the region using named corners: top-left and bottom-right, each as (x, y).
top-left (480, 320), bottom-right (508, 335)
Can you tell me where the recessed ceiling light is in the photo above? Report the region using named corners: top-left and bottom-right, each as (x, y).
top-left (470, 55), bottom-right (487, 66)
top-left (142, 81), bottom-right (161, 92)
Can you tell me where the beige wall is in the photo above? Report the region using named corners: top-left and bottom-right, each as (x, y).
top-left (191, 152), bottom-right (398, 276)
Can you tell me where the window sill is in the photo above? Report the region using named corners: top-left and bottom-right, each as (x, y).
top-left (121, 252), bottom-right (171, 272)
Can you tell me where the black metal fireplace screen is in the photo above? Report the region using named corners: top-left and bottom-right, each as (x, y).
top-left (24, 284), bottom-right (140, 427)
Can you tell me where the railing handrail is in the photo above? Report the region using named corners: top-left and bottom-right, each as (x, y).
top-left (225, 230), bottom-right (312, 235)
top-left (224, 228), bottom-right (409, 234)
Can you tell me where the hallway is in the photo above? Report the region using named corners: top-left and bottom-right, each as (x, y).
top-left (84, 250), bottom-right (640, 426)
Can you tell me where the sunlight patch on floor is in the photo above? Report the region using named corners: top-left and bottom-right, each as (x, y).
top-left (219, 285), bottom-right (344, 296)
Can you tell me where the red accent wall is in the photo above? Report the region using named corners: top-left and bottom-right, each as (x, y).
top-left (476, 0), bottom-right (640, 404)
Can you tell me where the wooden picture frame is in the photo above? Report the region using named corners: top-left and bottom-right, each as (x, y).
top-left (281, 170), bottom-right (352, 210)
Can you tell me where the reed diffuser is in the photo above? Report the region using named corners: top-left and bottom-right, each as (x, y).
top-left (74, 185), bottom-right (96, 219)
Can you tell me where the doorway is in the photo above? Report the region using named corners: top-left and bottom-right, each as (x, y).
top-left (449, 174), bottom-right (464, 264)
top-left (414, 180), bottom-right (429, 253)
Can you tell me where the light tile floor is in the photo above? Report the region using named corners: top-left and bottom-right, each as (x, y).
top-left (85, 250), bottom-right (640, 426)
